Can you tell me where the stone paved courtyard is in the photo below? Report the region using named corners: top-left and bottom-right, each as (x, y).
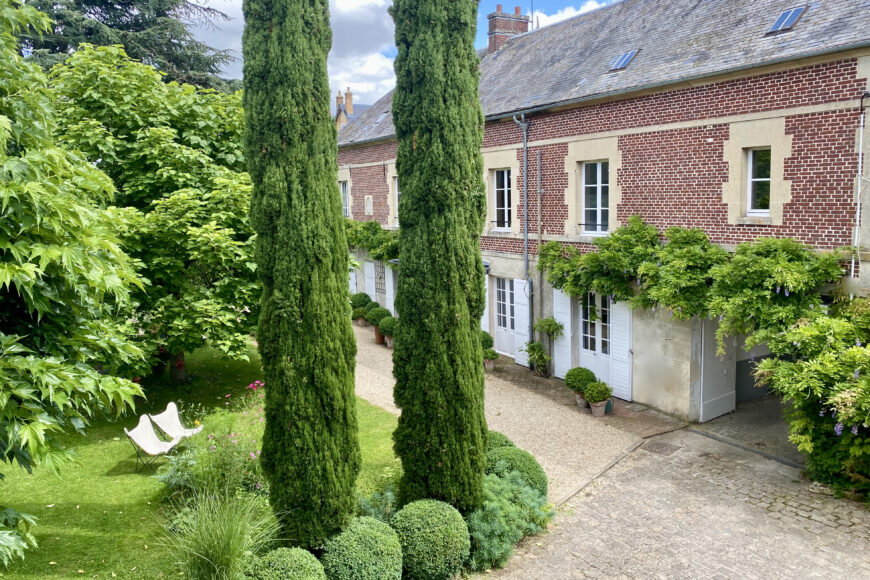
top-left (494, 429), bottom-right (870, 579)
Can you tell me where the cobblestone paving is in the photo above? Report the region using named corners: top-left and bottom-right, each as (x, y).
top-left (495, 430), bottom-right (870, 579)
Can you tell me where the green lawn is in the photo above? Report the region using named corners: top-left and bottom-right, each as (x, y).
top-left (2, 347), bottom-right (398, 579)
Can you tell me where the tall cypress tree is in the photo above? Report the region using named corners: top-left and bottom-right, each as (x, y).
top-left (391, 0), bottom-right (488, 513)
top-left (242, 0), bottom-right (360, 547)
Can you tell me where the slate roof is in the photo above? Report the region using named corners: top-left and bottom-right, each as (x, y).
top-left (336, 102), bottom-right (372, 124)
top-left (338, 0), bottom-right (870, 148)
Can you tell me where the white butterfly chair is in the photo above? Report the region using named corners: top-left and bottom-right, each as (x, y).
top-left (149, 402), bottom-right (204, 440)
top-left (124, 415), bottom-right (182, 471)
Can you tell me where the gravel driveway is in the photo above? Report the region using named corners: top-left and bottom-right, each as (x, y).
top-left (353, 325), bottom-right (638, 503)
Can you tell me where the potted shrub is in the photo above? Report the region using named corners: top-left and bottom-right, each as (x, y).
top-left (378, 316), bottom-right (397, 348)
top-left (358, 300), bottom-right (379, 327)
top-left (483, 348), bottom-right (499, 371)
top-left (584, 381), bottom-right (613, 417)
top-left (367, 307), bottom-right (391, 344)
top-left (352, 306), bottom-right (369, 326)
top-left (565, 367), bottom-right (596, 408)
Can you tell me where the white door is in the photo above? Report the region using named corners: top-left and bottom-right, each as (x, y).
top-left (349, 270), bottom-right (357, 294)
top-left (578, 292), bottom-right (612, 386)
top-left (513, 278), bottom-right (530, 366)
top-left (700, 318), bottom-right (736, 422)
top-left (385, 267), bottom-right (396, 315)
top-left (552, 288), bottom-right (573, 379)
top-left (494, 277), bottom-right (515, 356)
top-left (364, 261), bottom-right (375, 298)
top-left (481, 276), bottom-right (490, 333)
top-left (610, 301), bottom-right (632, 401)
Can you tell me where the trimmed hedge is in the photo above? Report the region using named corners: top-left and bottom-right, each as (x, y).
top-left (245, 547), bottom-right (326, 580)
top-left (390, 500), bottom-right (470, 580)
top-left (378, 316), bottom-right (398, 336)
top-left (565, 367), bottom-right (596, 394)
top-left (486, 431), bottom-right (515, 452)
top-left (351, 292), bottom-right (372, 309)
top-left (485, 446), bottom-right (548, 498)
top-left (481, 330), bottom-right (494, 350)
top-left (367, 307), bottom-right (391, 326)
top-left (321, 517), bottom-right (402, 580)
top-left (352, 307), bottom-right (368, 320)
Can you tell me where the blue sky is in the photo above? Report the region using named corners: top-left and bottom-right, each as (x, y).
top-left (192, 1), bottom-right (617, 104)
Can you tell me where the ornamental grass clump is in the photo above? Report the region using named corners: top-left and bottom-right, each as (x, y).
top-left (245, 547), bottom-right (326, 580)
top-left (391, 500), bottom-right (470, 580)
top-left (321, 517), bottom-right (402, 580)
top-left (485, 446), bottom-right (548, 498)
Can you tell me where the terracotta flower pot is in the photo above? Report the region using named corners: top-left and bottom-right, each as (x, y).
top-left (374, 325), bottom-right (386, 345)
top-left (385, 335), bottom-right (394, 349)
top-left (484, 359), bottom-right (495, 372)
top-left (575, 393), bottom-right (587, 409)
top-left (590, 400), bottom-right (608, 417)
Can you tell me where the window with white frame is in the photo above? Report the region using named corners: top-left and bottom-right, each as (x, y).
top-left (495, 278), bottom-right (514, 331)
top-left (747, 148), bottom-right (771, 215)
top-left (582, 161), bottom-right (609, 234)
top-left (494, 169), bottom-right (512, 229)
top-left (581, 293), bottom-right (611, 354)
top-left (339, 180), bottom-right (349, 218)
top-left (393, 177), bottom-right (401, 225)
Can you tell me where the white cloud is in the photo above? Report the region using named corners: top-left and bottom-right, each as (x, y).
top-left (531, 1), bottom-right (604, 29)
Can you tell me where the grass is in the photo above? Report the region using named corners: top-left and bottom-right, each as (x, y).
top-left (2, 346), bottom-right (398, 579)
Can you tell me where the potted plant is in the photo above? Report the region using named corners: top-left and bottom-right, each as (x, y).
top-left (522, 341), bottom-right (551, 377)
top-left (584, 381), bottom-right (613, 417)
top-left (533, 317), bottom-right (564, 377)
top-left (367, 307), bottom-right (391, 344)
top-left (378, 316), bottom-right (397, 348)
top-left (565, 367), bottom-right (596, 408)
top-left (483, 348), bottom-right (499, 371)
top-left (352, 306), bottom-right (369, 326)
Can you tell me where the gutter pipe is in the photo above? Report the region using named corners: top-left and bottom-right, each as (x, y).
top-left (513, 113), bottom-right (533, 347)
top-left (852, 91), bottom-right (869, 280)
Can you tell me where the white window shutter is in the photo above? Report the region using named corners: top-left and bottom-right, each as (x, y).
top-left (481, 275), bottom-right (490, 333)
top-left (349, 270), bottom-right (357, 294)
top-left (385, 267), bottom-right (396, 315)
top-left (553, 288), bottom-right (573, 379)
top-left (610, 301), bottom-right (633, 401)
top-left (514, 278), bottom-right (530, 367)
top-left (364, 261), bottom-right (376, 297)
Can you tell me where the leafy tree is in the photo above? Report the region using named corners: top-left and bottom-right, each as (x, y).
top-left (51, 45), bottom-right (256, 381)
top-left (0, 0), bottom-right (143, 563)
top-left (22, 0), bottom-right (231, 87)
top-left (243, 0), bottom-right (360, 546)
top-left (390, 0), bottom-right (488, 513)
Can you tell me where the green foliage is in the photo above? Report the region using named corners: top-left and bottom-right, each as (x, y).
top-left (483, 348), bottom-right (500, 361)
top-left (390, 500), bottom-right (471, 580)
top-left (378, 316), bottom-right (398, 337)
top-left (163, 492), bottom-right (278, 580)
top-left (634, 227), bottom-right (729, 319)
top-left (708, 238), bottom-right (844, 353)
top-left (321, 517), bottom-right (402, 580)
top-left (365, 301), bottom-right (381, 314)
top-left (522, 341), bottom-right (551, 377)
top-left (486, 431), bottom-right (515, 452)
top-left (245, 547), bottom-right (326, 580)
top-left (534, 317), bottom-right (564, 339)
top-left (357, 485), bottom-right (398, 524)
top-left (243, 0), bottom-right (360, 547)
top-left (565, 367), bottom-right (597, 394)
top-left (466, 471), bottom-right (554, 571)
top-left (481, 331), bottom-right (494, 350)
top-left (51, 45), bottom-right (257, 369)
top-left (352, 307), bottom-right (369, 320)
top-left (485, 447), bottom-right (548, 498)
top-left (539, 216), bottom-right (660, 303)
top-left (23, 0), bottom-right (231, 87)
top-left (346, 220), bottom-right (399, 262)
top-left (583, 381), bottom-right (613, 404)
top-left (351, 292), bottom-right (372, 310)
top-left (0, 508), bottom-right (37, 567)
top-left (755, 308), bottom-right (870, 492)
top-left (367, 307), bottom-right (391, 326)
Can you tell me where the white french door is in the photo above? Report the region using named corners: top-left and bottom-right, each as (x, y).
top-left (578, 292), bottom-right (612, 385)
top-left (494, 277), bottom-right (515, 356)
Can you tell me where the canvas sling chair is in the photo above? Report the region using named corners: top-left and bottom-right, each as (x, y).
top-left (149, 402), bottom-right (204, 440)
top-left (124, 414), bottom-right (182, 471)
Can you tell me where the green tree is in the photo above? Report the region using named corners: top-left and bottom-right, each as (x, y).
top-left (243, 0), bottom-right (360, 546)
top-left (390, 0), bottom-right (488, 513)
top-left (22, 0), bottom-right (231, 87)
top-left (0, 0), bottom-right (143, 564)
top-left (51, 45), bottom-right (257, 381)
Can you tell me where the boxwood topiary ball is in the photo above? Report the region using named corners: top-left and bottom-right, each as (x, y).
top-left (481, 330), bottom-right (494, 350)
top-left (377, 316), bottom-right (397, 336)
top-left (321, 516), bottom-right (402, 580)
top-left (245, 547), bottom-right (326, 580)
top-left (485, 446), bottom-right (548, 498)
top-left (486, 430), bottom-right (515, 452)
top-left (350, 292), bottom-right (372, 310)
top-left (367, 306), bottom-right (391, 326)
top-left (390, 500), bottom-right (470, 580)
top-left (565, 367), bottom-right (596, 394)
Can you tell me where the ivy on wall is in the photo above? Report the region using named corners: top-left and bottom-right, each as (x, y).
top-left (346, 219), bottom-right (399, 263)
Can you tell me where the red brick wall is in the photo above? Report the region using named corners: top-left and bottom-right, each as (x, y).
top-left (339, 57), bottom-right (867, 251)
top-left (349, 165), bottom-right (390, 226)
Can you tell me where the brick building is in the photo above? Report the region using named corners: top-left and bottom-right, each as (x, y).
top-left (338, 0), bottom-right (870, 422)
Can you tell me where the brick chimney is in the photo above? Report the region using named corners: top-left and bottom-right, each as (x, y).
top-left (488, 4), bottom-right (530, 54)
top-left (345, 87), bottom-right (354, 116)
top-left (336, 90), bottom-right (344, 111)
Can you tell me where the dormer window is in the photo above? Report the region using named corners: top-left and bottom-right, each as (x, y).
top-left (768, 6), bottom-right (806, 33)
top-left (610, 50), bottom-right (638, 71)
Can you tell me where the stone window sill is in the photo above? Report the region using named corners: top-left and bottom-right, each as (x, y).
top-left (736, 216), bottom-right (772, 226)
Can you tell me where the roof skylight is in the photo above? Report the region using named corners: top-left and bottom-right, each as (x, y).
top-left (768, 6), bottom-right (806, 33)
top-left (610, 50), bottom-right (638, 71)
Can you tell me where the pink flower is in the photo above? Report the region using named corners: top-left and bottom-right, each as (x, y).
top-left (225, 394), bottom-right (231, 398)
top-left (250, 452), bottom-right (256, 460)
top-left (208, 434), bottom-right (214, 440)
top-left (259, 417), bottom-right (264, 422)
